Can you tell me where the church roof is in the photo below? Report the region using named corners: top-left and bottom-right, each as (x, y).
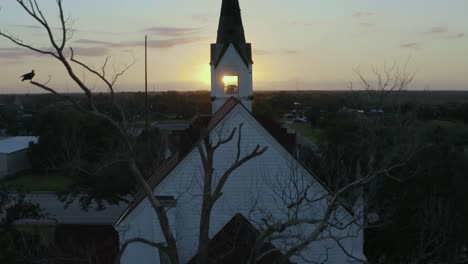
top-left (115, 98), bottom-right (354, 226)
top-left (115, 98), bottom-right (241, 225)
top-left (188, 214), bottom-right (291, 264)
top-left (217, 0), bottom-right (246, 45)
top-left (211, 0), bottom-right (253, 67)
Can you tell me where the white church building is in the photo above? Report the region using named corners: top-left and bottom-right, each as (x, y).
top-left (115, 0), bottom-right (366, 263)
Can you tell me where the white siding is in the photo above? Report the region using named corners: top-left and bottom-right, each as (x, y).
top-left (211, 44), bottom-right (253, 113)
top-left (7, 150), bottom-right (31, 175)
top-left (117, 105), bottom-right (366, 264)
top-left (0, 150), bottom-right (31, 179)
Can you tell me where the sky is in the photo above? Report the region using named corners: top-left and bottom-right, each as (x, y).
top-left (0, 0), bottom-right (467, 94)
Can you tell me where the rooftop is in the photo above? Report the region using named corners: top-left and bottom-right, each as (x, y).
top-left (0, 136), bottom-right (38, 154)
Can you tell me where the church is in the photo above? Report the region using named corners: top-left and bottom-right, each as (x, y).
top-left (114, 0), bottom-right (366, 263)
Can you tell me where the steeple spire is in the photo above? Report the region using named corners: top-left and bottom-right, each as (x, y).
top-left (217, 0), bottom-right (246, 45)
top-left (211, 0), bottom-right (252, 67)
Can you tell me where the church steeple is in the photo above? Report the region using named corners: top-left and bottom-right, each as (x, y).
top-left (217, 0), bottom-right (246, 45)
top-left (211, 0), bottom-right (252, 68)
top-left (210, 0), bottom-right (253, 113)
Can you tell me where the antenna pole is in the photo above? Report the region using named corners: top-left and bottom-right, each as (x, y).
top-left (145, 35), bottom-right (149, 132)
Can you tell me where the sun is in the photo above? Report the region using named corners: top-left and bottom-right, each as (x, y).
top-left (197, 64), bottom-right (211, 85)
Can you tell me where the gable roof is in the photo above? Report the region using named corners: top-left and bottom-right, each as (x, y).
top-left (188, 214), bottom-right (291, 264)
top-left (0, 136), bottom-right (38, 154)
top-left (211, 43), bottom-right (253, 68)
top-left (114, 98), bottom-right (241, 225)
top-left (115, 97), bottom-right (353, 226)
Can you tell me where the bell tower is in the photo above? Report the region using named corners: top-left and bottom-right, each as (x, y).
top-left (211, 0), bottom-right (253, 113)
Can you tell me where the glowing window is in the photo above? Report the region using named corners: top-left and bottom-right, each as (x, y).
top-left (223, 76), bottom-right (239, 94)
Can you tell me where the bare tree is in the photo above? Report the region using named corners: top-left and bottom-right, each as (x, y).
top-left (350, 61), bottom-right (415, 110)
top-left (266, 64), bottom-right (422, 264)
top-left (242, 154), bottom-right (413, 264)
top-left (196, 123), bottom-right (268, 264)
top-left (1, 2), bottom-right (269, 264)
top-left (0, 1), bottom-right (180, 263)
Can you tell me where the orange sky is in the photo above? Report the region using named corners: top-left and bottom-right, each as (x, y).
top-left (0, 0), bottom-right (467, 93)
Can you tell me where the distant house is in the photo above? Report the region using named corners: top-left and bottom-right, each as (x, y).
top-left (338, 107), bottom-right (365, 114)
top-left (0, 136), bottom-right (37, 179)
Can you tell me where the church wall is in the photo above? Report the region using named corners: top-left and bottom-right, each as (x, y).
top-left (117, 105), bottom-right (365, 264)
top-left (117, 198), bottom-right (178, 264)
top-left (211, 44), bottom-right (253, 113)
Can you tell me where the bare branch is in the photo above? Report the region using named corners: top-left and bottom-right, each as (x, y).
top-left (70, 47), bottom-right (136, 105)
top-left (332, 237), bottom-right (367, 263)
top-left (212, 127), bottom-right (237, 150)
top-left (0, 31), bottom-right (58, 58)
top-left (57, 0), bottom-right (67, 51)
top-left (111, 57), bottom-right (136, 87)
top-left (213, 143), bottom-right (268, 202)
top-left (115, 237), bottom-right (166, 264)
top-left (30, 80), bottom-right (82, 110)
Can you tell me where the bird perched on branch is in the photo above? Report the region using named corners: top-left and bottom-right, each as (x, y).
top-left (20, 70), bottom-right (35, 82)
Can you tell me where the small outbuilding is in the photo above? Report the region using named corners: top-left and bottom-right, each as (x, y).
top-left (0, 136), bottom-right (38, 179)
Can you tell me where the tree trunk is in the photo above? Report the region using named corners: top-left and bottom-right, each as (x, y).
top-left (129, 160), bottom-right (180, 264)
top-left (197, 200), bottom-right (212, 264)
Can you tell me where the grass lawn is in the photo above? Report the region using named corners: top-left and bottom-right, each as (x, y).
top-left (291, 123), bottom-right (322, 142)
top-left (428, 119), bottom-right (457, 128)
top-left (3, 172), bottom-right (72, 192)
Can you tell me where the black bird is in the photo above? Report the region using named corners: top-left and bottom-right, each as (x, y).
top-left (21, 70), bottom-right (35, 82)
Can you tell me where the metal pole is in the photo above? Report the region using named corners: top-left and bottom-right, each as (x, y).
top-left (145, 35), bottom-right (149, 132)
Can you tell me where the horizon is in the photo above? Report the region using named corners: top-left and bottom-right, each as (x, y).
top-left (0, 0), bottom-right (467, 93)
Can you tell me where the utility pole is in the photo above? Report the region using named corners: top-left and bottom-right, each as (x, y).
top-left (145, 35), bottom-right (149, 132)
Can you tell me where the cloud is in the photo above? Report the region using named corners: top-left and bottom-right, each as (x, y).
top-left (401, 42), bottom-right (423, 49)
top-left (10, 24), bottom-right (81, 33)
top-left (0, 47), bottom-right (44, 59)
top-left (446, 33), bottom-right (465, 39)
top-left (12, 24), bottom-right (43, 30)
top-left (9, 24), bottom-right (124, 35)
top-left (74, 39), bottom-right (112, 46)
top-left (75, 37), bottom-right (203, 49)
top-left (282, 49), bottom-right (299, 55)
top-left (68, 47), bottom-right (109, 57)
top-left (253, 49), bottom-right (299, 56)
top-left (254, 49), bottom-right (272, 56)
top-left (144, 38), bottom-right (204, 48)
top-left (360, 22), bottom-right (375, 27)
top-left (144, 26), bottom-right (202, 37)
top-left (253, 49), bottom-right (300, 56)
top-left (353, 11), bottom-right (375, 18)
top-left (0, 45), bottom-right (109, 59)
top-left (424, 26), bottom-right (448, 34)
top-left (192, 13), bottom-right (216, 23)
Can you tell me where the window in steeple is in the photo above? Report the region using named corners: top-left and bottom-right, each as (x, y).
top-left (223, 75), bottom-right (239, 94)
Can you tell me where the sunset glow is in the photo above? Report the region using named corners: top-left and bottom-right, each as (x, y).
top-left (0, 0), bottom-right (467, 92)
top-left (223, 76), bottom-right (238, 87)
